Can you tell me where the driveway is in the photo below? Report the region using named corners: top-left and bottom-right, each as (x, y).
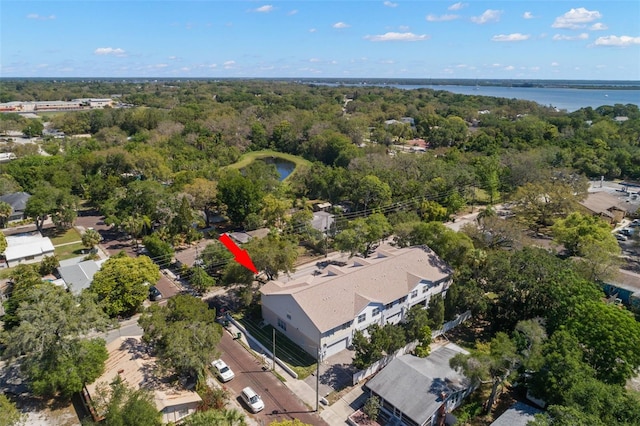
top-left (304, 349), bottom-right (356, 402)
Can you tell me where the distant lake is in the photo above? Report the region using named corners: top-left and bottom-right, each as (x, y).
top-left (404, 84), bottom-right (639, 112)
top-left (315, 82), bottom-right (639, 112)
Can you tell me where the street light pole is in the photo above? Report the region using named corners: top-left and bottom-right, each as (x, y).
top-left (316, 346), bottom-right (320, 412)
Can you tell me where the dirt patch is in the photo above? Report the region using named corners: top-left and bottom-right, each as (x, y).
top-left (11, 394), bottom-right (82, 426)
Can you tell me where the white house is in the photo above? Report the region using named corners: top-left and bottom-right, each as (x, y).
top-left (4, 232), bottom-right (55, 267)
top-left (83, 337), bottom-right (202, 424)
top-left (260, 244), bottom-right (453, 360)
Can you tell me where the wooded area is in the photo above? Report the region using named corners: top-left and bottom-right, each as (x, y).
top-left (0, 79), bottom-right (639, 425)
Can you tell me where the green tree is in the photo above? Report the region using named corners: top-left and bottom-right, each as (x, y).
top-left (189, 267), bottom-right (217, 293)
top-left (362, 396), bottom-right (381, 422)
top-left (217, 170), bottom-right (264, 224)
top-left (354, 175), bottom-right (392, 212)
top-left (82, 228), bottom-right (102, 251)
top-left (565, 300), bottom-right (640, 385)
top-left (450, 332), bottom-right (520, 414)
top-left (334, 212), bottom-right (391, 258)
top-left (0, 394), bottom-right (25, 426)
top-left (121, 214), bottom-right (152, 250)
top-left (551, 212), bottom-right (621, 281)
top-left (183, 409), bottom-right (247, 426)
top-left (24, 186), bottom-right (57, 233)
top-left (427, 294), bottom-right (445, 329)
top-left (139, 294), bottom-right (222, 381)
top-left (528, 330), bottom-right (594, 406)
top-left (0, 231), bottom-right (6, 254)
top-left (90, 377), bottom-right (162, 426)
top-left (142, 233), bottom-right (175, 265)
top-left (551, 212), bottom-right (618, 256)
top-left (182, 178), bottom-right (218, 227)
top-left (0, 200), bottom-right (12, 228)
top-left (419, 200), bottom-right (448, 222)
top-left (409, 221), bottom-right (474, 268)
top-left (511, 180), bottom-right (584, 231)
top-left (245, 232), bottom-right (298, 280)
top-left (89, 254), bottom-right (160, 317)
top-left (2, 284), bottom-right (111, 399)
top-left (22, 118), bottom-right (44, 137)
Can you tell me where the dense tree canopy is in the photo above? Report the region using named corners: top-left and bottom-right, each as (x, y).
top-left (139, 294), bottom-right (222, 381)
top-left (89, 253), bottom-right (160, 317)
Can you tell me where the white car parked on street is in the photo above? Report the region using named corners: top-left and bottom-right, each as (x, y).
top-left (211, 359), bottom-right (235, 382)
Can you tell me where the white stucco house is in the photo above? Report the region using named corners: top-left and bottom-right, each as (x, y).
top-left (4, 232), bottom-right (55, 268)
top-left (260, 244), bottom-right (453, 360)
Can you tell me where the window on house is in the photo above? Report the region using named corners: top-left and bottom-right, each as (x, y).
top-left (286, 313), bottom-right (291, 320)
top-left (423, 285), bottom-right (429, 293)
top-left (372, 307), bottom-right (380, 316)
top-left (177, 408), bottom-right (189, 419)
top-left (411, 290), bottom-right (418, 298)
top-left (358, 313), bottom-right (366, 323)
top-left (277, 318), bottom-right (286, 331)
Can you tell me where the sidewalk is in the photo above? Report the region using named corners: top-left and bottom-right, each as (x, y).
top-left (224, 322), bottom-right (366, 426)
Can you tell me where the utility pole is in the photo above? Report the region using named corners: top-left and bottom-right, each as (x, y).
top-left (316, 335), bottom-right (321, 412)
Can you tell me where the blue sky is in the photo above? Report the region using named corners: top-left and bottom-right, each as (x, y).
top-left (1, 1), bottom-right (639, 80)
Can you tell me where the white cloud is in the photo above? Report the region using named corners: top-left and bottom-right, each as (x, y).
top-left (309, 58), bottom-right (321, 62)
top-left (224, 60), bottom-right (236, 69)
top-left (399, 25), bottom-right (410, 31)
top-left (288, 9), bottom-right (298, 16)
top-left (594, 35), bottom-right (640, 47)
top-left (491, 33), bottom-right (530, 42)
top-left (333, 22), bottom-right (350, 29)
top-left (552, 8), bottom-right (602, 29)
top-left (504, 65), bottom-right (515, 71)
top-left (471, 9), bottom-right (502, 24)
top-left (152, 64), bottom-right (168, 69)
top-left (590, 22), bottom-right (608, 31)
top-left (552, 33), bottom-right (588, 41)
top-left (364, 32), bottom-right (429, 42)
top-left (448, 2), bottom-right (467, 11)
top-left (426, 14), bottom-right (459, 22)
top-left (523, 12), bottom-right (535, 19)
top-left (253, 5), bottom-right (274, 13)
top-left (551, 62), bottom-right (559, 66)
top-left (27, 13), bottom-right (56, 20)
top-left (383, 1), bottom-right (398, 7)
top-left (94, 47), bottom-right (126, 57)
top-left (309, 28), bottom-right (317, 33)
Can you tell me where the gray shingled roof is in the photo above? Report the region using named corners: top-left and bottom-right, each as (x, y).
top-left (0, 192), bottom-right (31, 211)
top-left (261, 245), bottom-right (452, 332)
top-left (490, 401), bottom-right (542, 426)
top-left (58, 260), bottom-right (101, 294)
top-left (365, 344), bottom-right (470, 426)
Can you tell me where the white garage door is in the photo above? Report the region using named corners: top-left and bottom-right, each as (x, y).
top-left (324, 337), bottom-right (348, 358)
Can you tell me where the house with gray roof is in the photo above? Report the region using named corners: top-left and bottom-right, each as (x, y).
top-left (490, 401), bottom-right (542, 426)
top-left (260, 244), bottom-right (453, 360)
top-left (364, 343), bottom-right (473, 426)
top-left (0, 192), bottom-right (31, 224)
top-left (57, 258), bottom-right (106, 295)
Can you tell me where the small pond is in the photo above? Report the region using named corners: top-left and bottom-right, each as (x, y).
top-left (259, 157), bottom-right (296, 181)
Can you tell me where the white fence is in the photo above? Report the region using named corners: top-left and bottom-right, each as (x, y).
top-left (352, 310), bottom-right (472, 385)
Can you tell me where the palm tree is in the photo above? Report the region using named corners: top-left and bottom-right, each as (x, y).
top-left (121, 214), bottom-right (151, 250)
top-left (82, 228), bottom-right (102, 252)
top-left (0, 201), bottom-right (12, 228)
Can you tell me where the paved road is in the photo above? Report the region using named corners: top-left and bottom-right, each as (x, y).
top-left (217, 331), bottom-right (328, 426)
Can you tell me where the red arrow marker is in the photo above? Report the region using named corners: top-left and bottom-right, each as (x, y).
top-left (219, 234), bottom-right (258, 274)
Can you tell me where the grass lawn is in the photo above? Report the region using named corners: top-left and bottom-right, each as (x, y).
top-left (225, 150), bottom-right (312, 182)
top-left (235, 313), bottom-right (317, 379)
top-left (43, 227), bottom-right (82, 245)
top-left (54, 242), bottom-right (87, 261)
